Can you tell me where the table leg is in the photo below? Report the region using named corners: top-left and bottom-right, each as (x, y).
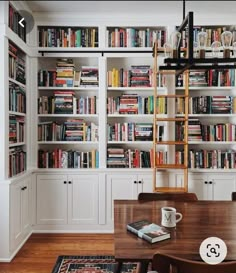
top-left (139, 261), bottom-right (150, 273)
top-left (115, 261), bottom-right (123, 273)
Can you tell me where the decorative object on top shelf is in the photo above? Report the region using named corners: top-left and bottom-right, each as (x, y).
top-left (221, 30), bottom-right (233, 58)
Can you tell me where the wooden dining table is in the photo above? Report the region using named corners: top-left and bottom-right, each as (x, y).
top-left (114, 200), bottom-right (236, 273)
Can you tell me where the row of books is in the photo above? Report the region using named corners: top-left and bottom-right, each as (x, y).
top-left (180, 26), bottom-right (236, 49)
top-left (38, 27), bottom-right (99, 47)
top-left (9, 148), bottom-right (26, 177)
top-left (9, 43), bottom-right (26, 85)
top-left (9, 82), bottom-right (26, 113)
top-left (176, 149), bottom-right (236, 169)
top-left (38, 149), bottom-right (99, 168)
top-left (107, 148), bottom-right (168, 168)
top-left (38, 65), bottom-right (99, 87)
top-left (107, 66), bottom-right (152, 87)
top-left (176, 121), bottom-right (236, 142)
top-left (107, 95), bottom-right (167, 115)
top-left (176, 96), bottom-right (236, 115)
top-left (38, 120), bottom-right (98, 142)
top-left (107, 28), bottom-right (166, 48)
top-left (107, 123), bottom-right (153, 141)
top-left (176, 69), bottom-right (236, 87)
top-left (8, 4), bottom-right (26, 42)
top-left (9, 115), bottom-right (25, 144)
top-left (38, 95), bottom-right (97, 115)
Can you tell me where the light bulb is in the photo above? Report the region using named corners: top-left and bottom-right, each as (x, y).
top-left (163, 42), bottom-right (172, 58)
top-left (170, 31), bottom-right (181, 58)
top-left (233, 41), bottom-right (236, 57)
top-left (221, 31), bottom-right (232, 58)
top-left (211, 41), bottom-right (221, 58)
top-left (197, 31), bottom-right (207, 58)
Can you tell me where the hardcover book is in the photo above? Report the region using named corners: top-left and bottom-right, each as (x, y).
top-left (127, 219), bottom-right (170, 244)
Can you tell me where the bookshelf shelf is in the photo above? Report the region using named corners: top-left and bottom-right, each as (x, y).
top-left (107, 141), bottom-right (152, 144)
top-left (9, 111), bottom-right (26, 116)
top-left (107, 114), bottom-right (153, 118)
top-left (38, 141), bottom-right (98, 145)
top-left (9, 142), bottom-right (25, 147)
top-left (9, 77), bottom-right (26, 88)
top-left (189, 141), bottom-right (236, 144)
top-left (38, 86), bottom-right (99, 91)
top-left (38, 114), bottom-right (98, 118)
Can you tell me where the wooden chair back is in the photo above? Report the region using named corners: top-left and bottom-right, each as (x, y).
top-left (138, 192), bottom-right (198, 201)
top-left (232, 192), bottom-right (236, 201)
top-left (152, 252), bottom-right (236, 273)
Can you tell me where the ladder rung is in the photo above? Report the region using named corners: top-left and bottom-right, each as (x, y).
top-left (155, 94), bottom-right (188, 98)
top-left (153, 187), bottom-right (187, 193)
top-left (155, 117), bottom-right (187, 121)
top-left (155, 141), bottom-right (187, 145)
top-left (155, 164), bottom-right (187, 169)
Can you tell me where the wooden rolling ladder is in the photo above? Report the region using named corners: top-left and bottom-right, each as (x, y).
top-left (152, 41), bottom-right (189, 192)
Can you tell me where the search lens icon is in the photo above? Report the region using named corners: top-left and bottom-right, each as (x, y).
top-left (210, 247), bottom-right (217, 255)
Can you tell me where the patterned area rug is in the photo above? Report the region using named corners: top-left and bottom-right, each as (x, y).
top-left (51, 255), bottom-right (139, 273)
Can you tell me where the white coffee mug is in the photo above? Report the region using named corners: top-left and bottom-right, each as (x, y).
top-left (161, 207), bottom-right (182, 228)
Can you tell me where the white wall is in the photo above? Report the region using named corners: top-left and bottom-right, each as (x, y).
top-left (28, 1), bottom-right (236, 26)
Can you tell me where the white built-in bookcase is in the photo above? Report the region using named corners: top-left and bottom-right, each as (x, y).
top-left (2, 0), bottom-right (236, 262)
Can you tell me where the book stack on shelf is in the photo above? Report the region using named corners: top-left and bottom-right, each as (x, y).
top-left (38, 26), bottom-right (98, 47)
top-left (107, 123), bottom-right (153, 142)
top-left (107, 65), bottom-right (152, 87)
top-left (176, 69), bottom-right (236, 87)
top-left (56, 58), bottom-right (75, 87)
top-left (38, 119), bottom-right (98, 142)
top-left (107, 147), bottom-right (152, 168)
top-left (107, 27), bottom-right (166, 48)
top-left (107, 94), bottom-right (156, 115)
top-left (8, 3), bottom-right (26, 42)
top-left (80, 66), bottom-right (99, 86)
top-left (8, 41), bottom-right (27, 178)
top-left (9, 115), bottom-right (25, 144)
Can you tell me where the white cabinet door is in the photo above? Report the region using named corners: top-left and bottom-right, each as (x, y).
top-left (68, 175), bottom-right (99, 225)
top-left (209, 174), bottom-right (236, 200)
top-left (21, 176), bottom-right (31, 236)
top-left (137, 174), bottom-right (153, 195)
top-left (106, 174), bottom-right (137, 224)
top-left (36, 175), bottom-right (68, 225)
top-left (10, 180), bottom-right (23, 249)
top-left (10, 176), bottom-right (31, 251)
top-left (188, 174), bottom-right (208, 200)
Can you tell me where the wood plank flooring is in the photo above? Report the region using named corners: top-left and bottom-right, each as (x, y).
top-left (0, 234), bottom-right (114, 273)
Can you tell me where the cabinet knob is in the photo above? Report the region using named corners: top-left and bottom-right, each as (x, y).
top-left (134, 181), bottom-right (137, 184)
top-left (138, 181), bottom-right (142, 184)
top-left (68, 181), bottom-right (72, 184)
top-left (64, 181), bottom-right (67, 184)
top-left (209, 181), bottom-right (213, 184)
top-left (204, 181), bottom-right (208, 184)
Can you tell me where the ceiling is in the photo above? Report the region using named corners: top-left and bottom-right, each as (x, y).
top-left (25, 1), bottom-right (235, 15)
top-left (26, 1), bottom-right (183, 14)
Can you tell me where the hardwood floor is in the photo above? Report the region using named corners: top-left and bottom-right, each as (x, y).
top-left (0, 234), bottom-right (114, 273)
